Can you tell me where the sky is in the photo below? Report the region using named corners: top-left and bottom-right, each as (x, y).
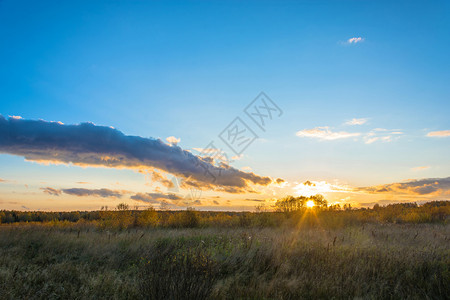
top-left (0, 0), bottom-right (449, 211)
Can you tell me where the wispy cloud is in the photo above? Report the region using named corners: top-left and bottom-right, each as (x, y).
top-left (358, 177), bottom-right (450, 196)
top-left (427, 130), bottom-right (450, 137)
top-left (245, 198), bottom-right (266, 202)
top-left (296, 126), bottom-right (360, 140)
top-left (62, 188), bottom-right (124, 198)
top-left (297, 120), bottom-right (403, 144)
top-left (0, 115), bottom-right (274, 194)
top-left (41, 187), bottom-right (62, 196)
top-left (411, 166), bottom-right (430, 172)
top-left (363, 128), bottom-right (402, 144)
top-left (364, 136), bottom-right (392, 144)
top-left (345, 118), bottom-right (367, 125)
top-left (347, 37), bottom-right (364, 44)
top-left (131, 192), bottom-right (182, 204)
top-left (41, 187), bottom-right (124, 198)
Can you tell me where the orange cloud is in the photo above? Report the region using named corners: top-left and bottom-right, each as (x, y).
top-left (358, 177), bottom-right (450, 196)
top-left (427, 130), bottom-right (450, 137)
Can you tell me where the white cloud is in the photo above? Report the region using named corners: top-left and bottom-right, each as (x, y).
top-left (166, 136), bottom-right (180, 145)
top-left (365, 137), bottom-right (379, 144)
top-left (347, 37), bottom-right (364, 44)
top-left (345, 118), bottom-right (368, 125)
top-left (364, 128), bottom-right (402, 144)
top-left (427, 130), bottom-right (450, 137)
top-left (296, 127), bottom-right (360, 140)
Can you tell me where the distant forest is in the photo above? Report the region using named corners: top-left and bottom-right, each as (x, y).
top-left (1, 196), bottom-right (448, 229)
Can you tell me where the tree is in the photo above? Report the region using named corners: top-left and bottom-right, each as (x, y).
top-left (137, 206), bottom-right (158, 227)
top-left (275, 195), bottom-right (328, 213)
top-left (116, 203), bottom-right (129, 211)
top-left (310, 194), bottom-right (328, 208)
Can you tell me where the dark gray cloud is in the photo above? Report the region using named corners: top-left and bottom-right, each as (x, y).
top-left (0, 116), bottom-right (273, 193)
top-left (245, 198), bottom-right (265, 202)
top-left (41, 187), bottom-right (62, 196)
top-left (41, 186), bottom-right (123, 198)
top-left (359, 177), bottom-right (450, 195)
top-left (62, 188), bottom-right (123, 198)
top-left (130, 192), bottom-right (183, 204)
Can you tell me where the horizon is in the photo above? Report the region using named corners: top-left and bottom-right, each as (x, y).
top-left (1, 0), bottom-right (449, 212)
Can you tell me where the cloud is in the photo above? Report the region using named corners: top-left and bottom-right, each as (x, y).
top-left (150, 171), bottom-right (175, 188)
top-left (41, 186), bottom-right (126, 198)
top-left (166, 136), bottom-right (180, 145)
top-left (345, 118), bottom-right (367, 125)
top-left (297, 122), bottom-right (402, 144)
top-left (347, 37), bottom-right (364, 44)
top-left (296, 127), bottom-right (360, 140)
top-left (41, 187), bottom-right (62, 196)
top-left (131, 192), bottom-right (183, 204)
top-left (245, 198), bottom-right (265, 202)
top-left (358, 177), bottom-right (450, 196)
top-left (363, 128), bottom-right (402, 144)
top-left (62, 188), bottom-right (124, 198)
top-left (411, 166), bottom-right (430, 172)
top-left (193, 147), bottom-right (234, 165)
top-left (365, 137), bottom-right (379, 144)
top-left (0, 116), bottom-right (273, 193)
top-left (427, 130), bottom-right (450, 137)
top-left (191, 200), bottom-right (202, 206)
top-left (365, 136), bottom-right (392, 144)
top-left (294, 180), bottom-right (351, 197)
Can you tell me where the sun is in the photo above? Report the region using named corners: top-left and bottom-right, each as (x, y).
top-left (306, 200), bottom-right (315, 208)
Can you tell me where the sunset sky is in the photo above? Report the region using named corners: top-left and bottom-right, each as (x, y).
top-left (1, 0), bottom-right (449, 211)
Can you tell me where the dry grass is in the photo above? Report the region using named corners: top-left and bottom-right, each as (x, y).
top-left (0, 223), bottom-right (449, 299)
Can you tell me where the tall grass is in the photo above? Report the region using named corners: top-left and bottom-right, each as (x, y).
top-left (0, 223), bottom-right (448, 299)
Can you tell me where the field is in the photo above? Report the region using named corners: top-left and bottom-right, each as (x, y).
top-left (0, 215), bottom-right (449, 299)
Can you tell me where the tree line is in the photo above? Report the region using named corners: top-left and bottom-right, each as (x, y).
top-left (0, 196), bottom-right (448, 229)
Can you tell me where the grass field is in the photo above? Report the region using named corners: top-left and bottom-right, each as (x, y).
top-left (0, 222), bottom-right (448, 299)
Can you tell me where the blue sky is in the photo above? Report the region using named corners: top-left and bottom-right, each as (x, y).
top-left (0, 0), bottom-right (449, 210)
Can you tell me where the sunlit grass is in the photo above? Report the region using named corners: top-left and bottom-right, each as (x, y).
top-left (0, 224), bottom-right (448, 299)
